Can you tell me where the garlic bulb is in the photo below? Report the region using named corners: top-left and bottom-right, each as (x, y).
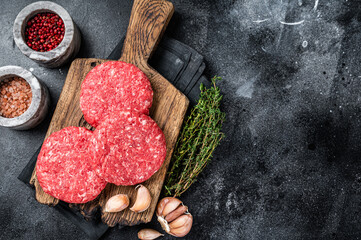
top-left (130, 184), bottom-right (152, 213)
top-left (156, 197), bottom-right (193, 237)
top-left (104, 194), bottom-right (129, 213)
top-left (138, 229), bottom-right (164, 240)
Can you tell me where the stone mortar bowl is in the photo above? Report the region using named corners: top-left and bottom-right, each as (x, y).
top-left (13, 1), bottom-right (81, 68)
top-left (0, 66), bottom-right (50, 130)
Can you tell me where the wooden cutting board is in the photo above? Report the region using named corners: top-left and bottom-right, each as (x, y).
top-left (30, 0), bottom-right (189, 227)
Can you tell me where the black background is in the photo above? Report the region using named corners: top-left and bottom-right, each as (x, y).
top-left (1, 0), bottom-right (361, 239)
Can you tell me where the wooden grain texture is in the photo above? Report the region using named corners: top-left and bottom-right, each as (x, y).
top-left (30, 0), bottom-right (189, 227)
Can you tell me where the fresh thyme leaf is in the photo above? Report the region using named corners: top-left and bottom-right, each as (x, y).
top-left (164, 76), bottom-right (225, 197)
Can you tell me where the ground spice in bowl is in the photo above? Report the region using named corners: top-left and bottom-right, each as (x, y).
top-left (24, 12), bottom-right (65, 52)
top-left (0, 76), bottom-right (32, 118)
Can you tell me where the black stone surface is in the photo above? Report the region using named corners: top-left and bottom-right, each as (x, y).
top-left (1, 0), bottom-right (361, 239)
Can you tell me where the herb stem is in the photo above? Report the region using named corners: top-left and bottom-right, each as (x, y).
top-left (164, 76), bottom-right (225, 197)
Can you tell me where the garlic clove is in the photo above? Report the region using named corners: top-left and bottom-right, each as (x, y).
top-left (169, 214), bottom-right (193, 237)
top-left (138, 228), bottom-right (164, 240)
top-left (161, 197), bottom-right (182, 217)
top-left (165, 204), bottom-right (188, 223)
top-left (104, 194), bottom-right (129, 213)
top-left (169, 214), bottom-right (191, 229)
top-left (156, 197), bottom-right (171, 217)
top-left (157, 215), bottom-right (170, 233)
top-left (130, 184), bottom-right (152, 213)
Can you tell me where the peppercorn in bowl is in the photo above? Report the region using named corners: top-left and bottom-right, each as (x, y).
top-left (13, 1), bottom-right (81, 68)
top-left (0, 66), bottom-right (49, 130)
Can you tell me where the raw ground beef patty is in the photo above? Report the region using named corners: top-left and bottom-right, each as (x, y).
top-left (90, 111), bottom-right (167, 186)
top-left (80, 61), bottom-right (153, 127)
top-left (37, 127), bottom-right (107, 203)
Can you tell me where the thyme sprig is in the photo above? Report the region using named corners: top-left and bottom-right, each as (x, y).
top-left (164, 76), bottom-right (225, 197)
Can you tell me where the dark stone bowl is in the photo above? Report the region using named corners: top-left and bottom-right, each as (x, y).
top-left (13, 1), bottom-right (81, 68)
top-left (0, 66), bottom-right (50, 130)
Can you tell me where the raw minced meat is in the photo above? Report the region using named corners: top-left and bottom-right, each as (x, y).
top-left (90, 111), bottom-right (167, 186)
top-left (36, 126), bottom-right (107, 203)
top-left (80, 61), bottom-right (153, 127)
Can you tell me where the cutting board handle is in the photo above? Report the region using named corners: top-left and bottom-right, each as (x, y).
top-left (120, 0), bottom-right (174, 66)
